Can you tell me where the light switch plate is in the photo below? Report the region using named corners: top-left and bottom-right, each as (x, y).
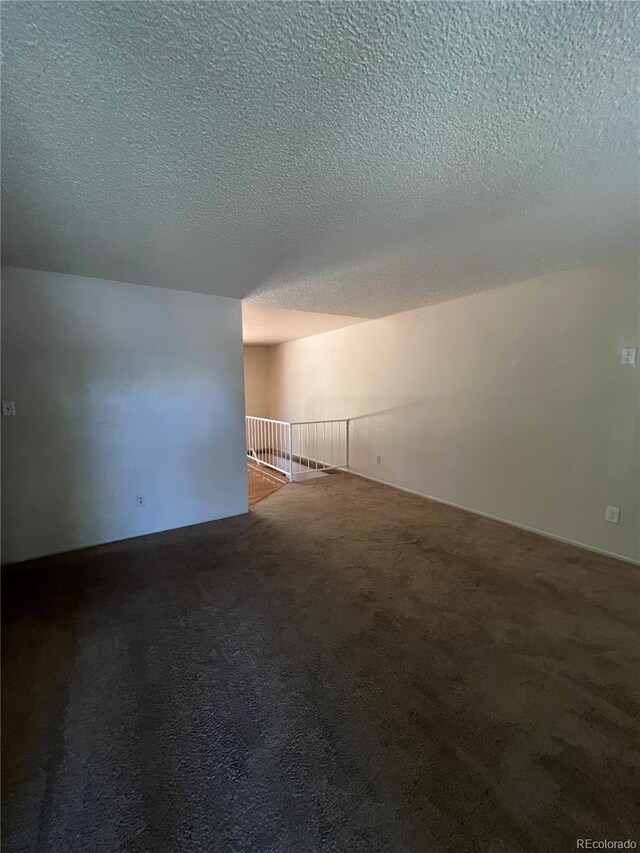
top-left (2, 400), bottom-right (16, 416)
top-left (621, 347), bottom-right (637, 365)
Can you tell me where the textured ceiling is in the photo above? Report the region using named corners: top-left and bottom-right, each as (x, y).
top-left (2, 2), bottom-right (638, 319)
top-left (242, 303), bottom-right (365, 346)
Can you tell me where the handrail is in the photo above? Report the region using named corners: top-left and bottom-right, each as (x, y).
top-left (289, 419), bottom-right (348, 426)
top-left (246, 415), bottom-right (348, 481)
top-left (248, 416), bottom-right (290, 426)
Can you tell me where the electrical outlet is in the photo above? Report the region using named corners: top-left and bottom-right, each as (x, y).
top-left (2, 400), bottom-right (16, 416)
top-left (605, 505), bottom-right (620, 524)
top-left (621, 347), bottom-right (637, 365)
top-left (136, 494), bottom-right (146, 507)
top-left (376, 454), bottom-right (382, 464)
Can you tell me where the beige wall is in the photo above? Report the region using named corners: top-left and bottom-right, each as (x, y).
top-left (243, 345), bottom-right (272, 418)
top-left (269, 257), bottom-right (640, 562)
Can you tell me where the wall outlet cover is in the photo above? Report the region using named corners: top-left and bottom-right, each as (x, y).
top-left (605, 505), bottom-right (620, 524)
top-left (621, 347), bottom-right (637, 365)
top-left (136, 494), bottom-right (146, 507)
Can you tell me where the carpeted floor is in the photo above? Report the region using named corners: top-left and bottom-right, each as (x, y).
top-left (2, 472), bottom-right (639, 853)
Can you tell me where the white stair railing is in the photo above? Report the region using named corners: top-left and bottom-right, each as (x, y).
top-left (246, 416), bottom-right (292, 479)
top-left (290, 420), bottom-right (348, 477)
top-left (246, 416), bottom-right (348, 481)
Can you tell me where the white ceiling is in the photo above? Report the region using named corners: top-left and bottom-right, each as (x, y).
top-left (2, 2), bottom-right (638, 319)
top-left (242, 303), bottom-right (365, 346)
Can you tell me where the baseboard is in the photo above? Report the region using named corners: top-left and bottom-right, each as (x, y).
top-left (1, 504), bottom-right (250, 566)
top-left (341, 468), bottom-right (639, 566)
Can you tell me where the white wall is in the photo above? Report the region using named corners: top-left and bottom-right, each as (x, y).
top-left (1, 267), bottom-right (248, 564)
top-left (269, 257), bottom-right (640, 562)
top-left (243, 345), bottom-right (271, 418)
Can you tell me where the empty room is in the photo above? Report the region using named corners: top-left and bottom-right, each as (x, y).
top-left (1, 2), bottom-right (639, 852)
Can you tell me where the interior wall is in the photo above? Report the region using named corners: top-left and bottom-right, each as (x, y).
top-left (243, 345), bottom-right (272, 418)
top-left (269, 256), bottom-right (640, 562)
top-left (1, 267), bottom-right (248, 564)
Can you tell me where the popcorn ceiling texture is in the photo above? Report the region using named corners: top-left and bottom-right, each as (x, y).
top-left (2, 2), bottom-right (638, 318)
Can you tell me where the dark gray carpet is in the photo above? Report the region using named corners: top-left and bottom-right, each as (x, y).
top-left (3, 473), bottom-right (639, 852)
